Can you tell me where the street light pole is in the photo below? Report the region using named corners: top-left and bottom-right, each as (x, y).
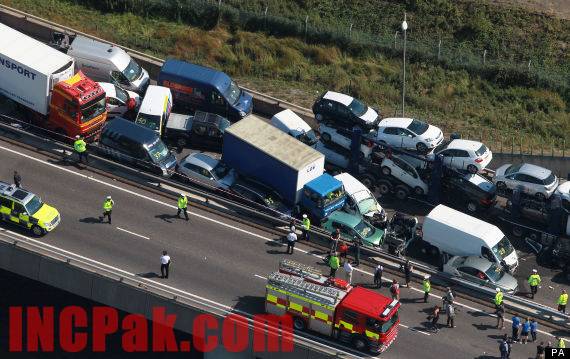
top-left (401, 13), bottom-right (408, 117)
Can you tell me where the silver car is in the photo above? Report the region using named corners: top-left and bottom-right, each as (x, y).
top-left (176, 153), bottom-right (236, 190)
top-left (494, 163), bottom-right (558, 200)
top-left (443, 256), bottom-right (518, 294)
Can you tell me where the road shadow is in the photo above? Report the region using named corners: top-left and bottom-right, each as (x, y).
top-left (487, 334), bottom-right (505, 340)
top-left (232, 295), bottom-right (265, 314)
top-left (400, 297), bottom-right (422, 304)
top-left (46, 157), bottom-right (85, 169)
top-left (154, 214), bottom-right (179, 223)
top-left (265, 240), bottom-right (283, 248)
top-left (267, 249), bottom-right (288, 255)
top-left (136, 272), bottom-right (161, 279)
top-left (473, 323), bottom-right (495, 331)
top-left (550, 271), bottom-right (570, 285)
top-left (468, 310), bottom-right (492, 318)
top-left (79, 217), bottom-right (104, 224)
top-left (473, 356), bottom-right (497, 359)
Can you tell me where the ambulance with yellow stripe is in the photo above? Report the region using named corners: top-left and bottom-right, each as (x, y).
top-left (0, 181), bottom-right (61, 236)
top-left (266, 260), bottom-right (400, 353)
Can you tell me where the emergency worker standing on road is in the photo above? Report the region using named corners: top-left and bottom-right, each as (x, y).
top-left (528, 269), bottom-right (541, 299)
top-left (495, 287), bottom-right (504, 309)
top-left (74, 135), bottom-right (88, 164)
top-left (301, 214), bottom-right (310, 241)
top-left (100, 196), bottom-right (114, 224)
top-left (160, 251), bottom-right (171, 279)
top-left (422, 275), bottom-right (431, 303)
top-left (329, 252), bottom-right (340, 278)
top-left (558, 289), bottom-right (568, 314)
top-left (177, 193), bottom-right (189, 221)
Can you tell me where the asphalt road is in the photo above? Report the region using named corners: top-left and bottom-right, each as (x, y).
top-left (0, 139), bottom-right (564, 358)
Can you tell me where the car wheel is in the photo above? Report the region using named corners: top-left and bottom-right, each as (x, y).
top-left (466, 201), bottom-right (478, 213)
top-left (395, 186), bottom-right (409, 200)
top-left (321, 132), bottom-right (332, 143)
top-left (535, 192), bottom-right (546, 201)
top-left (377, 181), bottom-right (392, 195)
top-left (315, 113), bottom-right (323, 122)
top-left (352, 336), bottom-right (368, 352)
top-left (416, 142), bottom-right (428, 154)
top-left (414, 186), bottom-right (424, 196)
top-left (176, 137), bottom-right (187, 148)
top-left (467, 164), bottom-right (478, 174)
top-left (293, 317), bottom-right (306, 331)
top-left (381, 166), bottom-right (391, 176)
top-left (31, 225), bottom-right (44, 237)
top-left (512, 226), bottom-right (524, 238)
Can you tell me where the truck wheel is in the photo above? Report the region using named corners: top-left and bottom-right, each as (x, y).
top-left (414, 186), bottom-right (425, 196)
top-left (377, 181), bottom-right (392, 195)
top-left (31, 225), bottom-right (44, 237)
top-left (512, 227), bottom-right (524, 237)
top-left (352, 336), bottom-right (369, 352)
top-left (321, 132), bottom-right (332, 143)
top-left (395, 186), bottom-right (409, 200)
top-left (293, 317), bottom-right (306, 331)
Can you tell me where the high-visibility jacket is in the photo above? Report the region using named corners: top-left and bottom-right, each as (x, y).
top-left (494, 291), bottom-right (504, 305)
top-left (558, 293), bottom-right (568, 305)
top-left (74, 139), bottom-right (87, 153)
top-left (558, 338), bottom-right (566, 349)
top-left (103, 199), bottom-right (114, 211)
top-left (528, 274), bottom-right (541, 287)
top-left (422, 279), bottom-right (431, 293)
top-left (178, 195), bottom-right (188, 209)
top-left (329, 256), bottom-right (340, 270)
top-left (302, 217), bottom-right (310, 230)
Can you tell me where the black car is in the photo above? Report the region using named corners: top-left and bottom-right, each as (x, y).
top-left (230, 178), bottom-right (292, 219)
top-left (312, 91), bottom-right (380, 131)
top-left (441, 171), bottom-right (497, 214)
top-left (164, 110), bottom-right (230, 151)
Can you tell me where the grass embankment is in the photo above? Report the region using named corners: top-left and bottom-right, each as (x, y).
top-left (2, 0), bottom-right (569, 153)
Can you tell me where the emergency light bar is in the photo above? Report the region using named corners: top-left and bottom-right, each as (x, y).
top-left (381, 299), bottom-right (399, 317)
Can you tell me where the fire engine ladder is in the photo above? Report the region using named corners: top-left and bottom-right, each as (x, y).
top-left (278, 259), bottom-right (328, 285)
top-left (268, 272), bottom-right (342, 307)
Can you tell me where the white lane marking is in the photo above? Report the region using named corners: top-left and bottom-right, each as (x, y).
top-left (398, 323), bottom-right (431, 336)
top-left (116, 227), bottom-right (150, 240)
top-left (254, 274), bottom-right (266, 280)
top-left (0, 144), bottom-right (563, 339)
top-left (0, 229), bottom-right (364, 358)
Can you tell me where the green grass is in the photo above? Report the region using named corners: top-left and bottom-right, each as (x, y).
top-left (2, 0), bottom-right (569, 153)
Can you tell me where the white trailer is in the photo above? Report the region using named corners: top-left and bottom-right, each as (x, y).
top-left (0, 23), bottom-right (75, 115)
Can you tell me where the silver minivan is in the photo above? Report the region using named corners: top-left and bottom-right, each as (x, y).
top-left (65, 35), bottom-right (150, 94)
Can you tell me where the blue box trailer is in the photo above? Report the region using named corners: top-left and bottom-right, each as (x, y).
top-left (222, 115), bottom-right (346, 220)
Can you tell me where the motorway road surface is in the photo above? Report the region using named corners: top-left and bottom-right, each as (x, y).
top-left (0, 139), bottom-right (565, 358)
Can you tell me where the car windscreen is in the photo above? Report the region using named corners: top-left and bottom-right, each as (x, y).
top-left (80, 96), bottom-right (106, 123)
top-left (354, 220), bottom-right (375, 238)
top-left (505, 163), bottom-right (523, 176)
top-left (380, 310), bottom-right (399, 333)
top-left (407, 119), bottom-right (429, 135)
top-left (212, 162), bottom-right (230, 180)
top-left (475, 144), bottom-right (488, 157)
top-left (321, 188), bottom-right (346, 208)
top-left (147, 140), bottom-right (169, 163)
top-left (122, 59), bottom-right (143, 82)
top-left (492, 237), bottom-right (515, 260)
top-left (347, 98), bottom-right (367, 117)
top-left (543, 173), bottom-right (556, 186)
top-left (358, 198), bottom-right (378, 215)
top-left (24, 195), bottom-right (43, 215)
top-left (485, 263), bottom-right (505, 282)
top-left (114, 85), bottom-right (129, 103)
top-left (224, 80), bottom-right (241, 105)
top-left (136, 113), bottom-right (161, 131)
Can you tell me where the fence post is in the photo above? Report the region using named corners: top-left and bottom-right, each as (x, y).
top-left (528, 60), bottom-right (532, 72)
top-left (541, 138), bottom-right (544, 156)
top-left (551, 140), bottom-right (554, 157)
top-left (483, 49), bottom-right (487, 65)
top-left (394, 31), bottom-right (399, 49)
top-left (564, 139), bottom-right (566, 157)
top-left (217, 0), bottom-right (222, 27)
top-left (511, 136), bottom-right (514, 154)
top-left (264, 5), bottom-right (268, 31)
top-left (438, 36), bottom-right (442, 61)
top-left (349, 23), bottom-right (353, 38)
top-left (530, 137), bottom-right (533, 155)
top-left (304, 15), bottom-right (309, 43)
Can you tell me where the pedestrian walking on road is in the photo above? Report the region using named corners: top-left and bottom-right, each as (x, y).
top-left (160, 251), bottom-right (171, 279)
top-left (286, 229), bottom-right (297, 254)
top-left (499, 334), bottom-right (510, 359)
top-left (495, 287), bottom-right (504, 309)
top-left (330, 229), bottom-right (340, 253)
top-left (444, 287), bottom-right (455, 306)
top-left (528, 269), bottom-right (541, 299)
top-left (329, 252), bottom-right (340, 278)
top-left (511, 315), bottom-right (521, 343)
top-left (521, 318), bottom-right (530, 344)
top-left (495, 302), bottom-right (505, 329)
top-left (422, 275), bottom-right (431, 303)
top-left (558, 289), bottom-right (568, 314)
top-left (374, 264), bottom-right (383, 288)
top-left (402, 260), bottom-right (413, 287)
top-left (429, 305), bottom-right (440, 332)
top-left (176, 193), bottom-right (189, 220)
top-left (100, 196), bottom-right (114, 224)
top-left (344, 261), bottom-right (353, 285)
top-left (13, 171), bottom-right (21, 188)
top-left (536, 341), bottom-right (545, 359)
top-left (74, 135), bottom-right (88, 164)
top-left (390, 279), bottom-right (400, 301)
top-left (301, 214), bottom-right (310, 241)
top-left (446, 302), bottom-right (456, 328)
top-left (530, 318), bottom-right (538, 343)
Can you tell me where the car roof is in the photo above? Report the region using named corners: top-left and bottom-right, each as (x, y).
top-left (339, 286), bottom-right (397, 320)
top-left (103, 117), bottom-right (159, 144)
top-left (182, 153), bottom-right (219, 171)
top-left (194, 111), bottom-right (228, 126)
top-left (97, 82), bottom-right (117, 97)
top-left (518, 163), bottom-right (552, 179)
top-left (379, 117), bottom-right (414, 128)
top-left (138, 85), bottom-right (171, 117)
top-left (328, 210), bottom-right (361, 227)
top-left (334, 172), bottom-right (367, 195)
top-left (447, 139), bottom-right (484, 151)
top-left (323, 91), bottom-right (353, 106)
top-left (463, 173), bottom-right (494, 191)
top-left (69, 35), bottom-right (131, 71)
top-left (0, 181), bottom-right (34, 203)
top-left (160, 59), bottom-right (231, 94)
top-left (271, 109), bottom-right (311, 133)
top-left (461, 256), bottom-right (492, 271)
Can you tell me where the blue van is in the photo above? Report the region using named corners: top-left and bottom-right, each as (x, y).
top-left (157, 60), bottom-right (253, 122)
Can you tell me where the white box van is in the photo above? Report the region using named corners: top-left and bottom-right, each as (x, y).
top-left (270, 109), bottom-right (318, 147)
top-left (135, 85), bottom-right (173, 135)
top-left (65, 35), bottom-right (150, 93)
top-left (334, 172), bottom-right (386, 227)
top-left (422, 205), bottom-right (518, 272)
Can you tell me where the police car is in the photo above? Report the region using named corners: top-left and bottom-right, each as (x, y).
top-left (0, 181), bottom-right (61, 236)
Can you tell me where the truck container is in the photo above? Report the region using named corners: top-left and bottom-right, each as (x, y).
top-left (223, 115), bottom-right (346, 220)
top-left (266, 259), bottom-right (400, 354)
top-left (422, 204), bottom-right (519, 272)
top-left (0, 24), bottom-right (107, 140)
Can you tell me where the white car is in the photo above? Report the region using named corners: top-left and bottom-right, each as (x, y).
top-left (176, 153), bottom-right (237, 190)
top-left (314, 141), bottom-right (350, 170)
top-left (555, 181), bottom-right (570, 210)
top-left (98, 82), bottom-right (140, 118)
top-left (376, 117), bottom-right (443, 153)
top-left (494, 163), bottom-right (559, 200)
top-left (318, 123), bottom-right (374, 159)
top-left (432, 139), bottom-right (492, 173)
top-left (334, 172), bottom-right (387, 227)
top-left (443, 256), bottom-right (518, 294)
top-left (380, 155), bottom-right (429, 196)
top-left (270, 109), bottom-right (318, 147)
